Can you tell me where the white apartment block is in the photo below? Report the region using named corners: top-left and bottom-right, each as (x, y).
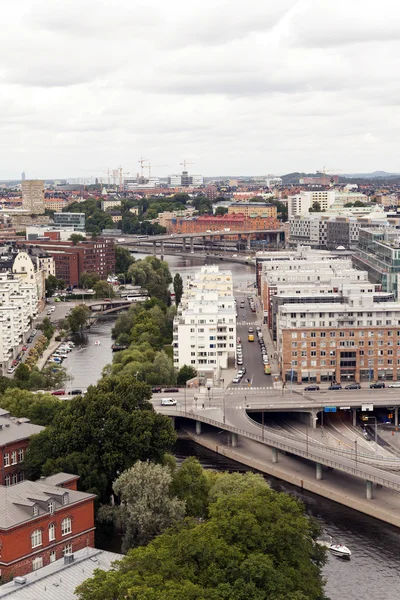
top-left (288, 191), bottom-right (335, 218)
top-left (101, 199), bottom-right (122, 211)
top-left (173, 266), bottom-right (236, 375)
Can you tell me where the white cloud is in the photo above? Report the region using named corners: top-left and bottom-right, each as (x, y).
top-left (0, 0), bottom-right (398, 178)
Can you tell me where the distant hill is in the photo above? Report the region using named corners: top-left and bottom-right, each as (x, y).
top-left (342, 171), bottom-right (400, 179)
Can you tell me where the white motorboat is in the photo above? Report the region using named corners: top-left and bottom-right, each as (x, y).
top-left (329, 543), bottom-right (351, 559)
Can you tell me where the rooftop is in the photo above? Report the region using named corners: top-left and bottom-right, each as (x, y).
top-left (0, 415), bottom-right (43, 446)
top-left (0, 548), bottom-right (123, 599)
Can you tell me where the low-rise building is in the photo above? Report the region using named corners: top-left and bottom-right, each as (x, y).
top-left (354, 227), bottom-right (400, 299)
top-left (53, 213), bottom-right (85, 232)
top-left (228, 202), bottom-right (277, 219)
top-left (101, 199), bottom-right (122, 211)
top-left (0, 473), bottom-right (95, 580)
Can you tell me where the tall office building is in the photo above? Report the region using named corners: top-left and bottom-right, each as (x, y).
top-left (21, 180), bottom-right (45, 214)
top-left (21, 171), bottom-right (26, 181)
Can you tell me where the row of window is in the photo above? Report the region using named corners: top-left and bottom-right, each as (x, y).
top-left (3, 449), bottom-right (24, 467)
top-left (291, 330), bottom-right (400, 339)
top-left (32, 544), bottom-right (73, 571)
top-left (31, 518), bottom-right (72, 548)
top-left (4, 471), bottom-right (24, 486)
top-left (290, 359), bottom-right (397, 368)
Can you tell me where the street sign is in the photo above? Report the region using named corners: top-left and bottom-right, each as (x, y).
top-left (362, 404), bottom-right (374, 412)
top-left (324, 406), bottom-right (337, 413)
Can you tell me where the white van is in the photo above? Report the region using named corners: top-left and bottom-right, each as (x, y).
top-left (161, 397), bottom-right (177, 406)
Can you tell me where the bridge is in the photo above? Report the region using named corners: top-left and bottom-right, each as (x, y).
top-left (118, 228), bottom-right (285, 256)
top-left (86, 299), bottom-right (142, 315)
top-left (153, 386), bottom-right (400, 500)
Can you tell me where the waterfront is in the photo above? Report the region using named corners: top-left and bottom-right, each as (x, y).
top-left (63, 253), bottom-right (400, 600)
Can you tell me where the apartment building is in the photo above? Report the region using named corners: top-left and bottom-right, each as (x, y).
top-left (0, 474), bottom-right (95, 579)
top-left (288, 191), bottom-right (335, 218)
top-left (0, 410), bottom-right (44, 486)
top-left (21, 181), bottom-right (45, 215)
top-left (53, 212), bottom-right (85, 232)
top-left (101, 199), bottom-right (122, 211)
top-left (228, 202), bottom-right (277, 219)
top-left (173, 266), bottom-right (236, 376)
top-left (277, 295), bottom-right (400, 384)
top-left (354, 227), bottom-right (400, 299)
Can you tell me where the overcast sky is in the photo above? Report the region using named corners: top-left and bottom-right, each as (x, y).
top-left (1, 0), bottom-right (399, 179)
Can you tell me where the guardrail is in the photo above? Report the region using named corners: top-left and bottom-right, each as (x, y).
top-left (169, 410), bottom-right (400, 491)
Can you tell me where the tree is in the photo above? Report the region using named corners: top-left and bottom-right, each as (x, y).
top-left (170, 457), bottom-right (210, 518)
top-left (173, 273), bottom-right (183, 306)
top-left (69, 233), bottom-right (86, 245)
top-left (115, 246), bottom-right (134, 276)
top-left (214, 206), bottom-right (228, 216)
top-left (111, 461), bottom-right (185, 551)
top-left (23, 375), bottom-right (177, 503)
top-left (0, 388), bottom-right (64, 426)
top-left (45, 274), bottom-right (64, 297)
top-left (79, 272), bottom-right (100, 289)
top-left (177, 365), bottom-right (197, 386)
top-left (128, 257), bottom-right (172, 304)
top-left (309, 201), bottom-right (322, 213)
top-left (76, 471), bottom-right (326, 600)
top-left (68, 304), bottom-right (92, 333)
top-left (93, 281), bottom-right (115, 299)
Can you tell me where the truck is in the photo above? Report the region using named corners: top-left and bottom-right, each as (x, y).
top-left (116, 238), bottom-right (125, 243)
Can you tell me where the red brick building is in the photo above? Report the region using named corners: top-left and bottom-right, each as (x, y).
top-left (169, 214), bottom-right (281, 236)
top-left (0, 411), bottom-right (44, 487)
top-left (16, 238), bottom-right (116, 286)
top-left (0, 473), bottom-right (95, 580)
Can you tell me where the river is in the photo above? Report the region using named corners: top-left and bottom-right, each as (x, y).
top-left (65, 253), bottom-right (400, 600)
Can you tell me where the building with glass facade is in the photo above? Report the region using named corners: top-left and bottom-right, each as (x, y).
top-left (53, 212), bottom-right (85, 232)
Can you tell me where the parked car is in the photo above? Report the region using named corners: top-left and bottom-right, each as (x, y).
top-left (370, 382), bottom-right (385, 389)
top-left (248, 327), bottom-right (254, 333)
top-left (328, 384), bottom-right (342, 390)
top-left (22, 345), bottom-right (28, 351)
top-left (232, 376), bottom-right (241, 384)
top-left (388, 382), bottom-right (400, 388)
top-left (68, 389), bottom-right (82, 395)
top-left (238, 367), bottom-right (246, 375)
top-left (7, 367), bottom-right (15, 374)
top-left (51, 389), bottom-right (66, 396)
top-left (304, 385), bottom-right (320, 391)
top-left (163, 387), bottom-right (179, 393)
top-left (152, 386), bottom-right (162, 393)
top-left (345, 383), bottom-right (361, 389)
top-left (161, 397), bottom-right (177, 406)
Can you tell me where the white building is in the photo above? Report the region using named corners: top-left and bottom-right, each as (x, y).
top-left (173, 265), bottom-right (236, 377)
top-left (101, 199), bottom-right (122, 211)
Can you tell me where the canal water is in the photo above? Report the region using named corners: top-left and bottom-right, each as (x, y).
top-left (65, 254), bottom-right (400, 600)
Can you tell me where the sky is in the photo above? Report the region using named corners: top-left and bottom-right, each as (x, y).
top-left (1, 0), bottom-right (400, 179)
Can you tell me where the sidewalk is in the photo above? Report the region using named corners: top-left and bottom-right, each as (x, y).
top-left (37, 336), bottom-right (62, 371)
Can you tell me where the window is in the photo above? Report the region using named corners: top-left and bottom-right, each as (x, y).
top-left (48, 523), bottom-right (56, 541)
top-left (48, 500), bottom-right (55, 514)
top-left (49, 551), bottom-right (56, 563)
top-left (61, 517), bottom-right (72, 536)
top-left (11, 451), bottom-right (17, 465)
top-left (63, 544), bottom-right (73, 556)
top-left (31, 529), bottom-right (42, 548)
top-left (18, 449), bottom-right (24, 462)
top-left (3, 453), bottom-right (9, 467)
top-left (32, 557), bottom-right (43, 571)
top-left (4, 475), bottom-right (10, 486)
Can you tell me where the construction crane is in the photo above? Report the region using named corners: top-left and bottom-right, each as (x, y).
top-left (317, 166), bottom-right (342, 175)
top-left (180, 160), bottom-right (194, 171)
top-left (118, 167), bottom-right (130, 192)
top-left (144, 163), bottom-right (169, 178)
top-left (138, 157), bottom-right (149, 177)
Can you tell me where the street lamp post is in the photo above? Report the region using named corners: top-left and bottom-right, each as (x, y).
top-left (368, 360), bottom-right (373, 389)
top-left (355, 439), bottom-right (358, 468)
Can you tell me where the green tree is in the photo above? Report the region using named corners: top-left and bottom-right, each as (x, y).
top-left (79, 272), bottom-right (100, 289)
top-left (68, 304), bottom-right (92, 333)
top-left (69, 233), bottom-right (86, 245)
top-left (173, 273), bottom-right (183, 306)
top-left (110, 461), bottom-right (185, 551)
top-left (45, 274), bottom-right (64, 297)
top-left (214, 206), bottom-right (228, 216)
top-left (128, 257), bottom-right (172, 304)
top-left (0, 388), bottom-right (64, 426)
top-left (170, 457), bottom-right (210, 518)
top-left (93, 281), bottom-right (115, 299)
top-left (13, 363), bottom-right (31, 386)
top-left (309, 201), bottom-right (322, 212)
top-left (177, 365), bottom-right (197, 386)
top-left (24, 375), bottom-right (176, 503)
top-left (76, 472), bottom-right (326, 600)
top-left (115, 246), bottom-right (134, 276)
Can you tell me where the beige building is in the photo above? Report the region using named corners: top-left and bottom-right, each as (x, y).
top-left (228, 202), bottom-right (277, 219)
top-left (101, 199), bottom-right (122, 211)
top-left (21, 180), bottom-right (45, 214)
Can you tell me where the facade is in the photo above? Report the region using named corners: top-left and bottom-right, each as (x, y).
top-left (0, 410), bottom-right (44, 486)
top-left (101, 199), bottom-right (122, 211)
top-left (12, 251), bottom-right (46, 304)
top-left (228, 202), bottom-right (277, 219)
top-left (173, 266), bottom-right (236, 377)
top-left (0, 474), bottom-right (95, 580)
top-left (43, 199), bottom-right (69, 212)
top-left (53, 213), bottom-right (85, 232)
top-left (169, 213), bottom-right (281, 236)
top-left (354, 228), bottom-right (400, 298)
top-left (287, 191), bottom-right (335, 218)
top-left (21, 181), bottom-right (45, 215)
top-left (17, 239), bottom-right (115, 286)
top-left (157, 208), bottom-right (195, 229)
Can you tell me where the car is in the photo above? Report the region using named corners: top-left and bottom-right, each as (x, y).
top-left (232, 377), bottom-right (241, 384)
top-left (237, 359), bottom-right (243, 365)
top-left (248, 327), bottom-right (254, 333)
top-left (238, 367), bottom-right (246, 375)
top-left (370, 382), bottom-right (385, 389)
top-left (161, 397), bottom-right (177, 406)
top-left (152, 386), bottom-right (162, 393)
top-left (27, 337), bottom-right (34, 343)
top-left (22, 345), bottom-right (28, 351)
top-left (248, 334), bottom-right (254, 342)
top-left (262, 357), bottom-right (269, 364)
top-left (51, 389), bottom-right (66, 396)
top-left (304, 385), bottom-right (320, 391)
top-left (50, 306), bottom-right (56, 312)
top-left (7, 367), bottom-right (14, 374)
top-left (236, 337), bottom-right (241, 344)
top-left (47, 310), bottom-right (52, 315)
top-left (68, 389), bottom-right (83, 395)
top-left (31, 329), bottom-right (37, 336)
top-left (328, 384), bottom-right (342, 390)
top-left (256, 326), bottom-right (261, 332)
top-left (12, 359), bottom-right (18, 367)
top-left (345, 383), bottom-right (361, 390)
top-left (163, 387), bottom-right (179, 393)
top-left (388, 382), bottom-right (400, 388)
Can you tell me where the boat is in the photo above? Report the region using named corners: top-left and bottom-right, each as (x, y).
top-left (329, 543), bottom-right (351, 559)
top-left (94, 341), bottom-right (101, 346)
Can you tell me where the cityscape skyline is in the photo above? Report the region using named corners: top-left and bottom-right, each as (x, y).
top-left (1, 0), bottom-right (399, 178)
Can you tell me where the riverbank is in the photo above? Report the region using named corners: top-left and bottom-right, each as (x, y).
top-left (180, 424), bottom-right (400, 529)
